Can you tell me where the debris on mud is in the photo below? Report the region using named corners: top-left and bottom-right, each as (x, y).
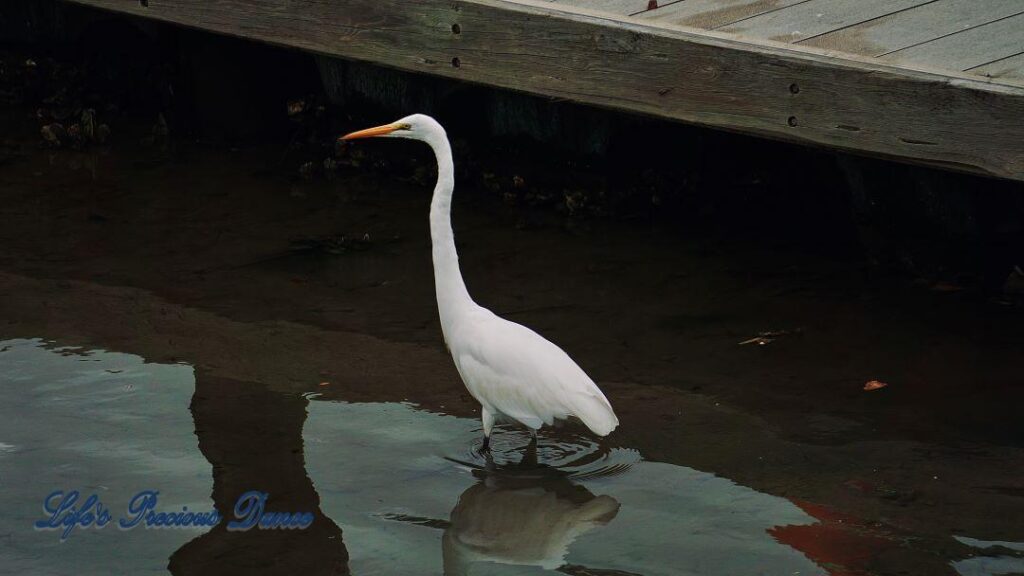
top-left (289, 233), bottom-right (376, 255)
top-left (738, 328), bottom-right (803, 346)
top-left (928, 281), bottom-right (964, 293)
top-left (39, 108), bottom-right (110, 148)
top-left (2, 53), bottom-right (126, 151)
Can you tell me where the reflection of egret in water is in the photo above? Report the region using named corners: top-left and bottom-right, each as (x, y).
top-left (444, 442), bottom-right (622, 575)
top-left (387, 434), bottom-right (634, 575)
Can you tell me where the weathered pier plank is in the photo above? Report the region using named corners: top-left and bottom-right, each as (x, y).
top-left (972, 53), bottom-right (1024, 83)
top-left (636, 0), bottom-right (1024, 84)
top-left (714, 0), bottom-right (936, 42)
top-left (554, 0), bottom-right (651, 16)
top-left (879, 13), bottom-right (1024, 71)
top-left (633, 0), bottom-right (810, 29)
top-left (61, 0), bottom-right (1024, 181)
top-left (800, 0), bottom-right (1024, 57)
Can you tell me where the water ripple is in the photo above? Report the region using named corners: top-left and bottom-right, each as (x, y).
top-left (443, 424), bottom-right (641, 480)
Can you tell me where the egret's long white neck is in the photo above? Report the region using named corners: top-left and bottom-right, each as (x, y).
top-left (425, 128), bottom-right (474, 329)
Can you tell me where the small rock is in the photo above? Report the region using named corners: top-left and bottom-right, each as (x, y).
top-left (287, 99), bottom-right (306, 117)
top-left (1003, 265), bottom-right (1024, 295)
top-left (80, 109), bottom-right (96, 142)
top-left (323, 156), bottom-right (339, 175)
top-left (152, 113), bottom-right (169, 138)
top-left (564, 190), bottom-right (585, 215)
top-left (96, 123), bottom-right (110, 144)
top-left (40, 123), bottom-right (66, 146)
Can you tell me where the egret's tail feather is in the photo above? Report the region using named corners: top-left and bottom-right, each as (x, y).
top-left (574, 395), bottom-right (619, 437)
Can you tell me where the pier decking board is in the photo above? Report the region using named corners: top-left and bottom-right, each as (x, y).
top-left (972, 53), bottom-right (1024, 82)
top-left (553, 0), bottom-right (652, 16)
top-left (714, 0), bottom-right (937, 42)
top-left (799, 0), bottom-right (1024, 57)
top-left (634, 0), bottom-right (811, 30)
top-left (61, 0), bottom-right (1024, 182)
top-left (879, 14), bottom-right (1024, 71)
top-left (635, 0), bottom-right (1024, 82)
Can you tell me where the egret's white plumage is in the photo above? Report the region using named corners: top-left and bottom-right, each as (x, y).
top-left (342, 114), bottom-right (618, 446)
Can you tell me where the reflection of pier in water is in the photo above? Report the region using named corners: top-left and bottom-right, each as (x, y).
top-left (169, 375), bottom-right (350, 576)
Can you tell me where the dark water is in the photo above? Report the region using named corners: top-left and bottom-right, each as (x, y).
top-left (1, 118), bottom-right (1023, 575)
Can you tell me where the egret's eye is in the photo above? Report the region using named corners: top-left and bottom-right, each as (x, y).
top-left (396, 123), bottom-right (412, 131)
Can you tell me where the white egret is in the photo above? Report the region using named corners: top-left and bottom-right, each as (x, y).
top-left (341, 114), bottom-right (619, 449)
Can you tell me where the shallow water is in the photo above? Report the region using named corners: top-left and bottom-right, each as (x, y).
top-left (0, 339), bottom-right (209, 574)
top-left (0, 338), bottom-right (843, 575)
top-left (1, 121), bottom-right (1023, 575)
top-left (3, 337), bottom-right (1023, 575)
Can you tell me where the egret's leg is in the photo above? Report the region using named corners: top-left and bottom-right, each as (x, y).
top-left (480, 407), bottom-right (495, 452)
top-left (521, 429), bottom-right (539, 467)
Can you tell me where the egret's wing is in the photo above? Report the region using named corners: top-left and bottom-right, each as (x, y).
top-left (452, 311), bottom-right (618, 436)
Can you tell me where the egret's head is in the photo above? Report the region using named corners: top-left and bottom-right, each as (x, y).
top-left (339, 113), bottom-right (441, 143)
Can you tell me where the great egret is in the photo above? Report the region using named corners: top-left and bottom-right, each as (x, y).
top-left (341, 114), bottom-right (619, 449)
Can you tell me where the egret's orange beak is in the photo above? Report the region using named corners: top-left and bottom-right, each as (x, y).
top-left (340, 123), bottom-right (401, 141)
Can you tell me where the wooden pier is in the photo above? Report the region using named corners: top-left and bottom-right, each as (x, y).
top-left (64, 0), bottom-right (1024, 181)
